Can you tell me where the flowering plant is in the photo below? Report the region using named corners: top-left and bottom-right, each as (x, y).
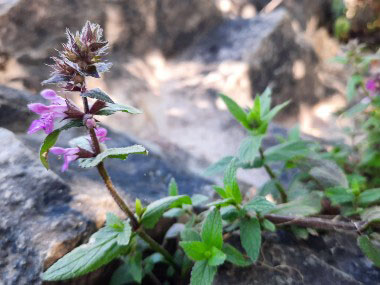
top-left (30, 23), bottom-right (380, 285)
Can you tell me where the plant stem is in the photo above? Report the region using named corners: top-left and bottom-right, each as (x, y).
top-left (264, 214), bottom-right (363, 232)
top-left (259, 147), bottom-right (288, 203)
top-left (82, 96), bottom-right (179, 271)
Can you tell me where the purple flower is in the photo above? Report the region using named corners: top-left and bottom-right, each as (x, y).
top-left (50, 147), bottom-right (80, 172)
top-left (95, 127), bottom-right (110, 143)
top-left (27, 89), bottom-right (68, 134)
top-left (366, 75), bottom-right (380, 96)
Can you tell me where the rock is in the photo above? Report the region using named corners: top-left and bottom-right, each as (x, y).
top-left (0, 85), bottom-right (35, 132)
top-left (215, 231), bottom-right (380, 284)
top-left (0, 0), bottom-right (105, 89)
top-left (0, 128), bottom-right (95, 285)
top-left (184, 8), bottom-right (325, 114)
top-left (109, 0), bottom-right (222, 57)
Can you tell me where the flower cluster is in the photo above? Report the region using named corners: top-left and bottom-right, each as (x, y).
top-left (42, 21), bottom-right (111, 91)
top-left (366, 74), bottom-right (380, 97)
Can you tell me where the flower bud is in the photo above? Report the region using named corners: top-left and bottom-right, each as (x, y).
top-left (83, 114), bottom-right (96, 129)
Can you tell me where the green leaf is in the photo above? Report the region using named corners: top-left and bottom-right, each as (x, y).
top-left (358, 236), bottom-right (380, 267)
top-left (262, 100), bottom-right (290, 122)
top-left (106, 213), bottom-right (124, 229)
top-left (163, 208), bottom-right (185, 218)
top-left (213, 186), bottom-right (228, 199)
top-left (40, 130), bottom-right (60, 170)
top-left (238, 136), bottom-right (263, 164)
top-left (325, 187), bottom-right (354, 205)
top-left (207, 198), bottom-right (235, 207)
top-left (224, 159), bottom-right (242, 204)
top-left (78, 145), bottom-right (148, 168)
top-left (135, 199), bottom-right (144, 217)
top-left (240, 217), bottom-right (261, 262)
top-left (222, 243), bottom-right (252, 266)
top-left (208, 247), bottom-right (226, 266)
top-left (358, 188), bottom-right (380, 206)
top-left (181, 228), bottom-right (201, 242)
top-left (105, 213), bottom-right (132, 246)
top-left (343, 102), bottom-right (369, 118)
top-left (361, 207), bottom-right (380, 225)
top-left (270, 193), bottom-right (322, 217)
top-left (244, 197), bottom-right (275, 214)
top-left (346, 74), bottom-right (363, 102)
top-left (192, 194), bottom-right (209, 206)
top-left (204, 156), bottom-right (234, 176)
top-left (310, 162), bottom-right (348, 188)
top-left (264, 140), bottom-right (309, 162)
top-left (202, 208), bottom-right (223, 249)
top-left (221, 206), bottom-right (240, 221)
top-left (96, 102), bottom-right (142, 115)
top-left (81, 88), bottom-right (114, 103)
top-left (43, 225), bottom-right (129, 281)
top-left (180, 241), bottom-right (209, 261)
top-left (259, 87), bottom-right (272, 117)
top-left (219, 94), bottom-right (249, 129)
top-left (190, 261), bottom-right (217, 285)
top-left (141, 195), bottom-right (191, 229)
top-left (247, 96), bottom-right (261, 124)
top-left (168, 178), bottom-right (179, 196)
top-left (262, 219), bottom-right (276, 232)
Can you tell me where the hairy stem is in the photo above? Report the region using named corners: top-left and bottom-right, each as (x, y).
top-left (82, 96), bottom-right (178, 270)
top-left (259, 147), bottom-right (288, 203)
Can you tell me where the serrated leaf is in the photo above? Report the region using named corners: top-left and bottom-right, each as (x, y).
top-left (204, 156), bottom-right (234, 176)
top-left (81, 88), bottom-right (114, 103)
top-left (96, 102), bottom-right (142, 115)
top-left (238, 136), bottom-right (263, 164)
top-left (310, 164), bottom-right (348, 188)
top-left (262, 100), bottom-right (290, 122)
top-left (358, 188), bottom-right (380, 206)
top-left (191, 194), bottom-right (209, 206)
top-left (358, 235), bottom-right (380, 267)
top-left (43, 226), bottom-right (128, 281)
top-left (141, 195), bottom-right (191, 229)
top-left (325, 187), bottom-right (354, 205)
top-left (78, 145), bottom-right (148, 168)
top-left (361, 207), bottom-right (380, 225)
top-left (180, 241), bottom-right (209, 261)
top-left (224, 159), bottom-right (242, 204)
top-left (202, 208), bottom-right (223, 249)
top-left (222, 243), bottom-right (252, 266)
top-left (219, 94), bottom-right (250, 129)
top-left (264, 140), bottom-right (309, 162)
top-left (244, 197), bottom-right (275, 214)
top-left (190, 261), bottom-right (217, 285)
top-left (240, 217), bottom-right (261, 262)
top-left (270, 193), bottom-right (322, 217)
top-left (168, 178), bottom-right (179, 196)
top-left (181, 228), bottom-right (201, 242)
top-left (208, 247), bottom-right (226, 266)
top-left (213, 186), bottom-right (228, 199)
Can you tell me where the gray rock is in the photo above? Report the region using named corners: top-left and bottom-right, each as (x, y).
top-left (110, 0), bottom-right (222, 56)
top-left (0, 84), bottom-right (35, 132)
top-left (184, 9), bottom-right (325, 114)
top-left (0, 128), bottom-right (95, 285)
top-left (215, 231), bottom-right (380, 285)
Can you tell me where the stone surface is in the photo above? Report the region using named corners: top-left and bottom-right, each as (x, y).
top-left (109, 0), bottom-right (222, 57)
top-left (215, 231), bottom-right (380, 285)
top-left (185, 8), bottom-right (325, 113)
top-left (0, 128), bottom-right (95, 285)
top-left (0, 85), bottom-right (35, 132)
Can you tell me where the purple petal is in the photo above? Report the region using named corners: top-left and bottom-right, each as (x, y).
top-left (366, 79), bottom-right (376, 92)
top-left (95, 127), bottom-right (107, 137)
top-left (41, 113), bottom-right (55, 134)
top-left (62, 154), bottom-right (78, 172)
top-left (28, 103), bottom-right (50, 114)
top-left (50, 147), bottom-right (67, 155)
top-left (27, 119), bottom-right (44, 134)
top-left (41, 89), bottom-right (58, 100)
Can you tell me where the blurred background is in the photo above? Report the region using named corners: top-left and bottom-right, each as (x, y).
top-left (0, 1), bottom-right (379, 284)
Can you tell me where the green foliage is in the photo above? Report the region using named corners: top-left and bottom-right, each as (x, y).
top-left (190, 260), bottom-right (217, 285)
top-left (240, 217), bottom-right (261, 262)
top-left (96, 102), bottom-right (142, 115)
top-left (168, 178), bottom-right (179, 196)
top-left (81, 88), bottom-right (115, 103)
top-left (78, 145), bottom-right (148, 168)
top-left (43, 214), bottom-right (132, 281)
top-left (358, 236), bottom-right (380, 267)
top-left (141, 195), bottom-right (192, 229)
